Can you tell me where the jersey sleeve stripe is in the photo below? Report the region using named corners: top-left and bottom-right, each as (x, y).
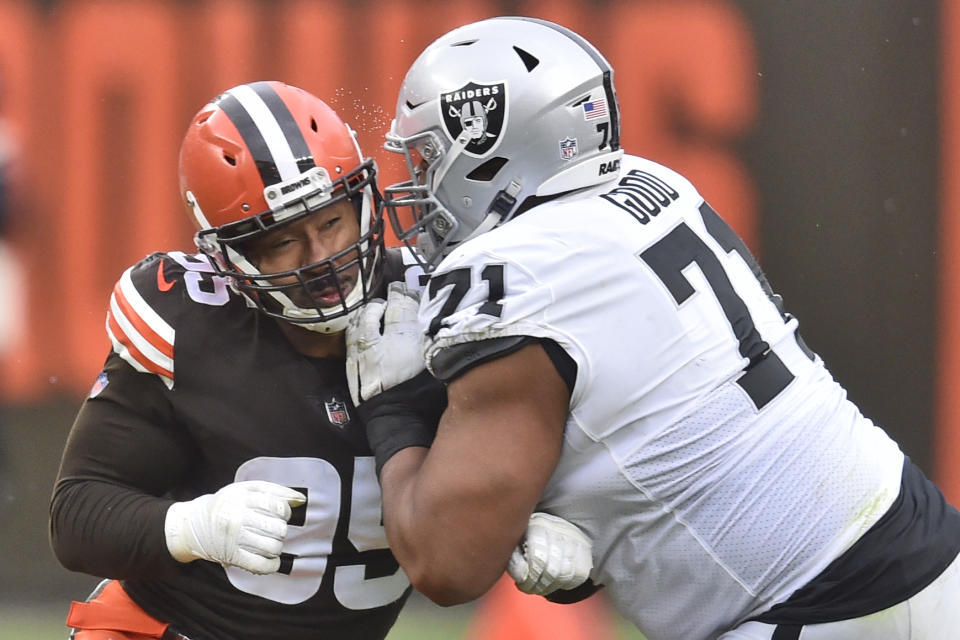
top-left (108, 293), bottom-right (175, 369)
top-left (106, 309), bottom-right (175, 388)
top-left (113, 267), bottom-right (175, 358)
top-left (111, 285), bottom-right (175, 360)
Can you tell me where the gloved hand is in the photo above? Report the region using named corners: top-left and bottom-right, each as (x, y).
top-left (164, 480), bottom-right (306, 575)
top-left (508, 512), bottom-right (593, 596)
top-left (346, 282), bottom-right (426, 406)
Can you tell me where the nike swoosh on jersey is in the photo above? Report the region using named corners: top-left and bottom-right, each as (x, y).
top-left (156, 260), bottom-right (176, 292)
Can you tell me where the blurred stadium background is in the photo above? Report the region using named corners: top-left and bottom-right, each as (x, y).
top-left (0, 0), bottom-right (954, 637)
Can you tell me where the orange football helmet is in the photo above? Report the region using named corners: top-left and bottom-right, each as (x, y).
top-left (178, 80), bottom-right (383, 333)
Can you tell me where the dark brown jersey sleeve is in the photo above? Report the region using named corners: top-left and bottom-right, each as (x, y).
top-left (49, 352), bottom-right (197, 579)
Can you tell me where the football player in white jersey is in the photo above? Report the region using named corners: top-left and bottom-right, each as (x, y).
top-left (345, 16), bottom-right (960, 640)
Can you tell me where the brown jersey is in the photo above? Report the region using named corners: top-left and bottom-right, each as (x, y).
top-left (50, 248), bottom-right (426, 640)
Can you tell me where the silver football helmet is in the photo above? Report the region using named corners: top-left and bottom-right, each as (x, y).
top-left (384, 17), bottom-right (623, 270)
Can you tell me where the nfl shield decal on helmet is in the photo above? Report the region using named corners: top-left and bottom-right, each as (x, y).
top-left (560, 137), bottom-right (579, 161)
top-left (440, 81), bottom-right (507, 156)
top-left (325, 399), bottom-right (350, 426)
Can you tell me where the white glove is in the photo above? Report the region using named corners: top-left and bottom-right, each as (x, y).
top-left (508, 512), bottom-right (593, 596)
top-left (346, 282), bottom-right (426, 406)
top-left (164, 480), bottom-right (306, 575)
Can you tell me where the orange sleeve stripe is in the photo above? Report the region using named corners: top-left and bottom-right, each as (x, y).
top-left (112, 280), bottom-right (175, 359)
top-left (107, 311), bottom-right (175, 380)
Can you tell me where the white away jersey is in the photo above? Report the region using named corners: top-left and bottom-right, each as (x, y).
top-left (419, 154), bottom-right (904, 640)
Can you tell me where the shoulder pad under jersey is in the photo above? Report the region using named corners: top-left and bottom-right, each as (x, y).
top-left (105, 251), bottom-right (233, 389)
top-left (381, 246), bottom-right (429, 294)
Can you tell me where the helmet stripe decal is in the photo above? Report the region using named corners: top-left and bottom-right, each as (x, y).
top-left (217, 91), bottom-right (283, 186)
top-left (515, 17), bottom-right (620, 151)
top-left (217, 84), bottom-right (307, 186)
top-left (249, 81), bottom-right (315, 176)
top-left (599, 70), bottom-right (620, 151)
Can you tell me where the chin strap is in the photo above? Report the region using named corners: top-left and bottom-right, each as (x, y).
top-left (460, 178), bottom-right (522, 243)
top-left (282, 305), bottom-right (357, 334)
top-left (462, 211), bottom-right (502, 243)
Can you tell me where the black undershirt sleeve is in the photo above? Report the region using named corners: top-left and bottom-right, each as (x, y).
top-left (358, 370), bottom-right (448, 477)
top-left (49, 353), bottom-right (195, 579)
top-left (431, 336), bottom-right (577, 395)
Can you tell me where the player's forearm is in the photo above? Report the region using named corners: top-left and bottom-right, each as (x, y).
top-left (50, 478), bottom-right (179, 578)
top-left (379, 447), bottom-right (511, 606)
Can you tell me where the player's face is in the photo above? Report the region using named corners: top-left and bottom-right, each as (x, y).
top-left (245, 198), bottom-right (361, 308)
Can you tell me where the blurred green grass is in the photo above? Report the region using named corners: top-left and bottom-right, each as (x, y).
top-left (2, 592), bottom-right (647, 639)
top-left (2, 603), bottom-right (471, 640)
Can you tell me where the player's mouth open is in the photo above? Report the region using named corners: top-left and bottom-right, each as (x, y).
top-left (306, 278), bottom-right (353, 307)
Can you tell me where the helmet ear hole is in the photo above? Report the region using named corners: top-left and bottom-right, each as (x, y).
top-left (466, 157), bottom-right (508, 182)
top-left (223, 153), bottom-right (236, 166)
top-left (310, 117), bottom-right (318, 132)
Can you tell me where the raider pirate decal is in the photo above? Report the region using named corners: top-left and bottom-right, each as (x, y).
top-left (440, 81), bottom-right (507, 157)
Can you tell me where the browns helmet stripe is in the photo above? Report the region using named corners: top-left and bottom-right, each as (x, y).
top-left (215, 91), bottom-right (279, 186)
top-left (216, 82), bottom-right (315, 187)
top-left (249, 81), bottom-right (315, 176)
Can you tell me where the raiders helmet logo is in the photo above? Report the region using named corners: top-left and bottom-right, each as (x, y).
top-left (440, 81), bottom-right (507, 157)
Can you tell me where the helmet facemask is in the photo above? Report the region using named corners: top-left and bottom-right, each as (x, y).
top-left (383, 129), bottom-right (464, 270)
top-left (192, 160), bottom-right (385, 334)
